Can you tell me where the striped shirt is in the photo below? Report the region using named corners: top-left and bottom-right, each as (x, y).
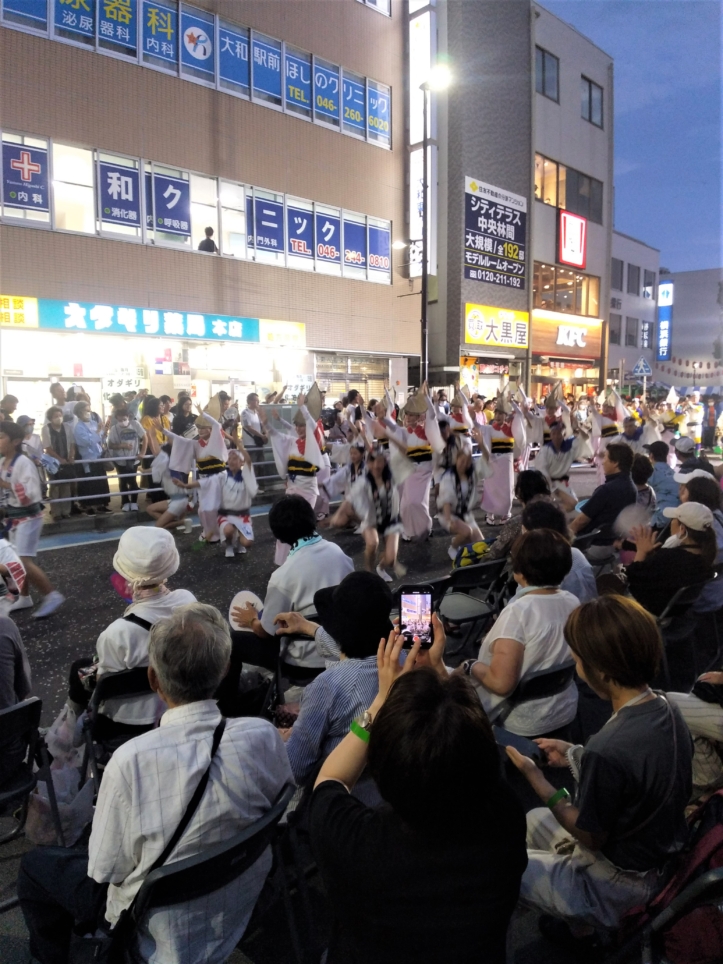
top-left (285, 655), bottom-right (379, 788)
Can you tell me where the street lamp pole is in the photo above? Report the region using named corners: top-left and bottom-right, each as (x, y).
top-left (420, 83), bottom-right (430, 387)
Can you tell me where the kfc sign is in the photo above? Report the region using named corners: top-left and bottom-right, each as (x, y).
top-left (556, 324), bottom-right (587, 348)
top-left (558, 211), bottom-right (587, 269)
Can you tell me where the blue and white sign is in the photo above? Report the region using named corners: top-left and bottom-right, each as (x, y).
top-left (632, 356), bottom-right (653, 377)
top-left (343, 217), bottom-right (367, 268)
top-left (254, 197), bottom-right (284, 251)
top-left (313, 62), bottom-right (340, 123)
top-left (368, 224), bottom-right (391, 275)
top-left (54, 0), bottom-right (94, 39)
top-left (99, 163), bottom-right (140, 227)
top-left (152, 173), bottom-right (190, 236)
top-left (180, 6), bottom-right (214, 77)
top-left (367, 82), bottom-right (390, 145)
top-left (315, 211), bottom-right (341, 264)
top-left (287, 205), bottom-right (314, 260)
top-left (285, 49), bottom-right (312, 115)
top-left (98, 0), bottom-right (137, 50)
top-left (2, 143), bottom-right (49, 212)
top-left (142, 0), bottom-right (177, 65)
top-left (37, 299), bottom-right (260, 343)
top-left (219, 23), bottom-right (249, 91)
top-left (251, 34), bottom-right (282, 100)
top-left (657, 282), bottom-right (674, 362)
top-left (3, 0), bottom-right (48, 28)
top-left (342, 74), bottom-right (366, 133)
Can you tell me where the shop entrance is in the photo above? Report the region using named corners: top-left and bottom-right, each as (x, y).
top-left (3, 377), bottom-right (104, 425)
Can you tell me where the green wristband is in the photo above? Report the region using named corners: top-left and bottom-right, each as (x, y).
top-left (546, 787), bottom-right (571, 809)
top-left (350, 720), bottom-right (371, 744)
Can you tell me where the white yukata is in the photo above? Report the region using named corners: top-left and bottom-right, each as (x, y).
top-left (351, 468), bottom-right (404, 537)
top-left (218, 462), bottom-right (258, 542)
top-left (480, 417), bottom-right (523, 521)
top-left (165, 414), bottom-right (228, 537)
top-left (268, 405), bottom-right (324, 564)
top-left (437, 456), bottom-right (492, 530)
top-left (151, 449), bottom-right (194, 518)
top-left (2, 453), bottom-right (44, 557)
top-left (326, 445), bottom-right (365, 502)
top-left (534, 435), bottom-right (588, 501)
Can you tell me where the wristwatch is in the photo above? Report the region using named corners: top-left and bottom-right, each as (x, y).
top-left (462, 659), bottom-right (478, 676)
top-left (358, 709), bottom-right (373, 732)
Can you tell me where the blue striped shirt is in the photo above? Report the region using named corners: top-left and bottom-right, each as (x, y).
top-left (285, 654), bottom-right (379, 788)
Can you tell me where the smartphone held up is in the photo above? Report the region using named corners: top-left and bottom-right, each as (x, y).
top-left (398, 585), bottom-right (434, 649)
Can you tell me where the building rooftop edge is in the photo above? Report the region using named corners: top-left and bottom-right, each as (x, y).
top-left (612, 229), bottom-right (661, 253)
top-left (534, 2), bottom-right (615, 62)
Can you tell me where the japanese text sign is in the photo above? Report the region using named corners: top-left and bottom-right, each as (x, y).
top-left (315, 211), bottom-right (341, 264)
top-left (54, 0), bottom-right (94, 39)
top-left (0, 295), bottom-right (40, 328)
top-left (219, 23), bottom-right (249, 90)
top-left (150, 172), bottom-right (190, 236)
top-left (368, 225), bottom-right (391, 274)
top-left (367, 80), bottom-right (390, 145)
top-left (465, 304), bottom-right (529, 351)
top-left (343, 217), bottom-right (367, 268)
top-left (99, 0), bottom-right (137, 51)
top-left (464, 177), bottom-right (527, 290)
top-left (287, 205), bottom-right (314, 260)
top-left (143, 0), bottom-right (177, 66)
top-left (252, 34), bottom-right (282, 100)
top-left (285, 48), bottom-right (312, 115)
top-left (254, 197), bottom-right (284, 250)
top-left (2, 143), bottom-right (49, 213)
top-left (99, 162), bottom-right (140, 227)
top-left (657, 283), bottom-right (674, 362)
top-left (342, 73), bottom-right (366, 133)
top-left (314, 61), bottom-right (340, 123)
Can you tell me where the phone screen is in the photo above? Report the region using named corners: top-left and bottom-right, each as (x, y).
top-left (399, 589), bottom-right (433, 648)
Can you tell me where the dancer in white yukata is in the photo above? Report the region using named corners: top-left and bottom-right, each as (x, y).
top-left (437, 428), bottom-right (492, 561)
top-left (351, 443), bottom-right (407, 582)
top-left (263, 393), bottom-right (325, 565)
top-left (327, 436), bottom-right (366, 530)
top-left (164, 412), bottom-right (227, 543)
top-left (448, 389), bottom-right (474, 444)
top-left (534, 420), bottom-right (590, 503)
top-left (591, 390), bottom-right (625, 486)
top-left (479, 397), bottom-right (525, 526)
top-left (146, 442), bottom-right (194, 533)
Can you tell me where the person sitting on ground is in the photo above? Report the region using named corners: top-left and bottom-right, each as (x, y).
top-left (66, 527), bottom-right (196, 731)
top-left (521, 501), bottom-right (597, 604)
top-left (569, 442), bottom-right (637, 562)
top-left (507, 595), bottom-right (692, 952)
top-left (631, 452), bottom-right (656, 513)
top-left (18, 603), bottom-right (292, 964)
top-left (486, 469), bottom-right (551, 560)
top-left (647, 440), bottom-right (679, 528)
top-left (272, 571), bottom-right (392, 798)
top-left (308, 629), bottom-right (527, 964)
top-left (460, 529), bottom-right (579, 737)
top-left (624, 502), bottom-right (716, 617)
top-left (231, 495), bottom-right (354, 670)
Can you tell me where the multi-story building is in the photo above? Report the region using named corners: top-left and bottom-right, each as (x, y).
top-left (411, 0), bottom-right (614, 399)
top-left (0, 0), bottom-right (417, 422)
top-left (608, 230), bottom-right (659, 387)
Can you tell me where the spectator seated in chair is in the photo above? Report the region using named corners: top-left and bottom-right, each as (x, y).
top-left (507, 594), bottom-right (693, 954)
top-left (485, 468), bottom-right (552, 561)
top-left (569, 442), bottom-right (637, 563)
top-left (18, 602), bottom-right (292, 964)
top-left (308, 629), bottom-right (528, 964)
top-left (231, 495), bottom-right (353, 671)
top-left (521, 500), bottom-right (598, 604)
top-left (272, 571), bottom-right (392, 802)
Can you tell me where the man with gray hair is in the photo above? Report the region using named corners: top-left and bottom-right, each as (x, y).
top-left (18, 603), bottom-right (292, 964)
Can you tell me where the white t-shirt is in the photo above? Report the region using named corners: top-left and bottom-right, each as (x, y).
top-left (474, 590), bottom-right (579, 736)
top-left (241, 407), bottom-right (262, 446)
top-left (261, 539), bottom-right (354, 666)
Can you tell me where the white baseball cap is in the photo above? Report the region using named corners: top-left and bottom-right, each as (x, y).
top-left (663, 502), bottom-right (714, 531)
top-left (674, 437), bottom-right (695, 454)
top-left (673, 468), bottom-right (717, 484)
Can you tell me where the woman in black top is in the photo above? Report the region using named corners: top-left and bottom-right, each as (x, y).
top-left (625, 501), bottom-right (716, 616)
top-left (308, 622), bottom-right (527, 964)
top-left (171, 396), bottom-right (198, 438)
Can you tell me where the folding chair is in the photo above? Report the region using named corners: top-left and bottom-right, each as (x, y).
top-left (492, 661), bottom-right (577, 739)
top-left (438, 559), bottom-right (508, 660)
top-left (80, 667), bottom-right (154, 793)
top-left (229, 630), bottom-right (282, 717)
top-left (130, 784), bottom-right (302, 962)
top-left (277, 613), bottom-right (326, 690)
top-left (656, 580), bottom-right (712, 690)
top-left (571, 528), bottom-right (601, 554)
top-left (0, 697), bottom-right (65, 847)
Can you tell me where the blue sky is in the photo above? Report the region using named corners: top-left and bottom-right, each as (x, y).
top-left (545, 0), bottom-right (721, 271)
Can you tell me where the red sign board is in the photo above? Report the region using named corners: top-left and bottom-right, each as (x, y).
top-left (558, 210), bottom-right (587, 269)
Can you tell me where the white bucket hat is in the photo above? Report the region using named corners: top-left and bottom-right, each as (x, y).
top-left (113, 526), bottom-right (180, 587)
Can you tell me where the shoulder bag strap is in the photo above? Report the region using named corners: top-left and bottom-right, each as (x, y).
top-left (122, 613), bottom-right (154, 632)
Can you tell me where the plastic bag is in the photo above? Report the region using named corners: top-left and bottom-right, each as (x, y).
top-left (46, 703), bottom-right (84, 768)
top-left (25, 764), bottom-right (94, 847)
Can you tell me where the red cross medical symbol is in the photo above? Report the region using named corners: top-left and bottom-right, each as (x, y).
top-left (10, 150), bottom-right (42, 182)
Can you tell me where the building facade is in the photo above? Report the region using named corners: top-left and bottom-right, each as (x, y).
top-left (608, 230), bottom-right (659, 388)
top-left (0, 0), bottom-right (417, 422)
top-left (411, 0), bottom-right (614, 399)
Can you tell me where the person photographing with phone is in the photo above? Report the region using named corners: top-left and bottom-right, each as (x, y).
top-left (308, 618), bottom-right (527, 964)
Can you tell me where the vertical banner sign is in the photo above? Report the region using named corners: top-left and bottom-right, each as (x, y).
top-left (246, 195), bottom-right (255, 249)
top-left (54, 0), bottom-right (95, 39)
top-left (464, 177), bottom-right (527, 289)
top-left (254, 197), bottom-right (284, 251)
top-left (343, 216), bottom-right (367, 269)
top-left (2, 143), bottom-right (49, 213)
top-left (180, 6), bottom-right (214, 78)
top-left (368, 224), bottom-right (391, 277)
top-left (219, 23), bottom-right (249, 92)
top-left (367, 80), bottom-right (391, 146)
top-left (342, 72), bottom-right (366, 134)
top-left (313, 61), bottom-right (340, 124)
top-left (285, 48), bottom-right (312, 116)
top-left (99, 163), bottom-right (140, 227)
top-left (251, 33), bottom-right (282, 101)
top-left (286, 205), bottom-right (314, 260)
top-left (315, 210), bottom-right (341, 264)
top-left (152, 173), bottom-right (190, 236)
top-left (3, 0), bottom-right (48, 29)
top-left (98, 0), bottom-right (138, 51)
top-left (656, 281), bottom-right (674, 362)
top-left (143, 0), bottom-right (177, 66)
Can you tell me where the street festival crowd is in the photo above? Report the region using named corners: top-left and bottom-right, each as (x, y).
top-left (1, 378), bottom-right (723, 962)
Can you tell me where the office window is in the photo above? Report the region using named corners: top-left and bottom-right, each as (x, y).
top-left (609, 313), bottom-right (622, 345)
top-left (611, 257), bottom-right (624, 291)
top-left (641, 321), bottom-right (651, 349)
top-left (190, 174), bottom-right (219, 253)
top-left (356, 0), bottom-right (391, 15)
top-left (52, 143), bottom-right (95, 235)
top-left (627, 263), bottom-right (641, 296)
top-left (219, 180), bottom-right (246, 258)
top-left (581, 77), bottom-right (603, 127)
top-left (535, 46), bottom-right (559, 102)
top-left (533, 263), bottom-right (600, 317)
top-left (534, 154), bottom-right (558, 206)
top-left (533, 262), bottom-right (556, 311)
top-left (590, 178), bottom-right (603, 224)
top-left (533, 153), bottom-right (603, 224)
top-left (626, 317), bottom-right (638, 347)
top-left (643, 269), bottom-right (656, 300)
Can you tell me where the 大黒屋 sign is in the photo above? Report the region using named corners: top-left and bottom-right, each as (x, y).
top-left (464, 177), bottom-right (527, 290)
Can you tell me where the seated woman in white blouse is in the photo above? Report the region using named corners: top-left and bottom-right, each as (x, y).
top-left (462, 529), bottom-right (580, 737)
